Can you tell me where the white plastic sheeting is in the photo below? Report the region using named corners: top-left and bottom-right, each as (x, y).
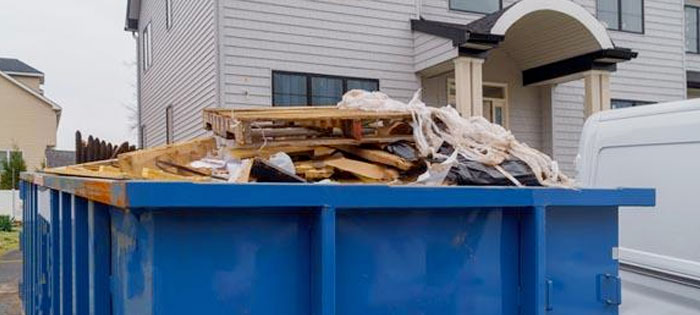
top-left (338, 89), bottom-right (572, 187)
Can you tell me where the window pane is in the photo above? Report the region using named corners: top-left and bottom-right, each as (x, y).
top-left (686, 7), bottom-right (698, 53)
top-left (311, 77), bottom-right (343, 106)
top-left (450, 0), bottom-right (499, 14)
top-left (494, 106), bottom-right (504, 126)
top-left (598, 0), bottom-right (620, 30)
top-left (621, 0), bottom-right (643, 32)
top-left (347, 79), bottom-right (378, 92)
top-left (273, 73), bottom-right (308, 106)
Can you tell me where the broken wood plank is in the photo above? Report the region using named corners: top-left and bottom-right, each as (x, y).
top-left (323, 156), bottom-right (399, 181)
top-left (118, 137), bottom-right (217, 178)
top-left (228, 146), bottom-right (316, 159)
top-left (313, 146), bottom-right (336, 158)
top-left (304, 168), bottom-right (335, 181)
top-left (333, 145), bottom-right (415, 171)
top-left (231, 135), bottom-right (414, 150)
top-left (141, 168), bottom-right (209, 182)
top-left (250, 158), bottom-right (306, 183)
top-left (42, 165), bottom-right (129, 180)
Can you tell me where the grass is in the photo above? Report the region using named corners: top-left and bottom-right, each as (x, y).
top-left (0, 229), bottom-right (20, 256)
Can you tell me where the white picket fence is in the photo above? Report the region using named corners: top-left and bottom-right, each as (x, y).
top-left (0, 190), bottom-right (21, 221)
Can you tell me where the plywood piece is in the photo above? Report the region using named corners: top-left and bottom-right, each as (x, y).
top-left (118, 137), bottom-right (217, 178)
top-left (333, 146), bottom-right (415, 171)
top-left (323, 156), bottom-right (399, 181)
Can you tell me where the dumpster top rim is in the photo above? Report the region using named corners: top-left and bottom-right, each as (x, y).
top-left (21, 172), bottom-right (655, 210)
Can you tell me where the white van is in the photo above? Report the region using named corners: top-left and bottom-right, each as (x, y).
top-left (576, 99), bottom-right (700, 314)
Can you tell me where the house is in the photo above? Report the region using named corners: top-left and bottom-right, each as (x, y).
top-left (0, 58), bottom-right (62, 171)
top-left (124, 0), bottom-right (690, 175)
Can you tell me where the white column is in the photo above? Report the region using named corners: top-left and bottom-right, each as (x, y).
top-left (584, 70), bottom-right (611, 118)
top-left (453, 56), bottom-right (484, 117)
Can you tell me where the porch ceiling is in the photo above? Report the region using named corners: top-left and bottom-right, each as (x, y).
top-left (499, 10), bottom-right (602, 70)
top-left (411, 0), bottom-right (637, 85)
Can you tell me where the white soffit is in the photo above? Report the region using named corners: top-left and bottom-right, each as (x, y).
top-left (491, 0), bottom-right (614, 50)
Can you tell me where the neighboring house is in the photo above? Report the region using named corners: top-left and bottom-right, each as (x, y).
top-left (124, 0), bottom-right (691, 175)
top-left (0, 58), bottom-right (62, 171)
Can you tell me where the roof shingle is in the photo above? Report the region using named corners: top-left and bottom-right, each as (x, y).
top-left (0, 58), bottom-right (43, 75)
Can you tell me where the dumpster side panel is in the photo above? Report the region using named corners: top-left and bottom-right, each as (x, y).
top-left (71, 196), bottom-right (89, 314)
top-left (149, 209), bottom-right (314, 315)
top-left (336, 209), bottom-right (520, 315)
top-left (59, 191), bottom-right (73, 314)
top-left (111, 207), bottom-right (154, 315)
top-left (546, 206), bottom-right (619, 315)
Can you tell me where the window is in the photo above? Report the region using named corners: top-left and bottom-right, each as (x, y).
top-left (611, 99), bottom-right (654, 109)
top-left (447, 79), bottom-right (509, 127)
top-left (165, 0), bottom-right (173, 30)
top-left (450, 0), bottom-right (501, 14)
top-left (166, 105), bottom-right (174, 144)
top-left (272, 72), bottom-right (379, 106)
top-left (598, 0), bottom-right (644, 33)
top-left (686, 6), bottom-right (699, 53)
top-left (142, 23), bottom-right (153, 71)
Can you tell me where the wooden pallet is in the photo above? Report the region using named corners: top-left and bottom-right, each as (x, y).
top-left (203, 107), bottom-right (414, 147)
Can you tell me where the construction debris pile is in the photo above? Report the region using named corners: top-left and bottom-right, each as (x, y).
top-left (44, 90), bottom-right (573, 187)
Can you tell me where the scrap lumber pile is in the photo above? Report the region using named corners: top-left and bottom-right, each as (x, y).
top-left (42, 90), bottom-right (573, 187)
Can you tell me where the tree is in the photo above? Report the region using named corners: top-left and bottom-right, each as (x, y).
top-left (0, 150), bottom-right (26, 190)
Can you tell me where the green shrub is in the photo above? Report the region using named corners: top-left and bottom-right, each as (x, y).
top-left (0, 215), bottom-right (13, 232)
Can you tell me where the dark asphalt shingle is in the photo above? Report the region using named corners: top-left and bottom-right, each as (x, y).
top-left (0, 58), bottom-right (43, 75)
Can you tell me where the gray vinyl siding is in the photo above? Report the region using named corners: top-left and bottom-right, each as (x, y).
top-left (687, 54), bottom-right (700, 72)
top-left (551, 80), bottom-right (586, 175)
top-left (413, 32), bottom-right (457, 72)
top-left (548, 0), bottom-right (687, 175)
top-left (138, 0), bottom-right (218, 147)
top-left (219, 0), bottom-right (420, 107)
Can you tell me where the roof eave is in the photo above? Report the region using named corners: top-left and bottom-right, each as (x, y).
top-left (124, 0), bottom-right (140, 32)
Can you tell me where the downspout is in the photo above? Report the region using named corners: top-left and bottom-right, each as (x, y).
top-left (132, 31), bottom-right (143, 148)
top-left (415, 0), bottom-right (422, 19)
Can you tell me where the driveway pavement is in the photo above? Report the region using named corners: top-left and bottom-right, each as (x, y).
top-left (0, 250), bottom-right (21, 315)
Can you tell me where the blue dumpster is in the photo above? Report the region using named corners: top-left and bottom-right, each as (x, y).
top-left (19, 172), bottom-right (654, 315)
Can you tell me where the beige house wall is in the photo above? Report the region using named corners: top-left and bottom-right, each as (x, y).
top-left (10, 75), bottom-right (42, 93)
top-left (0, 75), bottom-right (58, 171)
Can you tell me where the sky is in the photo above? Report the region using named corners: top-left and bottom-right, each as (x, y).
top-left (0, 0), bottom-right (136, 150)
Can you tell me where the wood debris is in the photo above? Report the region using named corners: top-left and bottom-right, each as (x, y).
top-left (43, 107), bottom-right (423, 184)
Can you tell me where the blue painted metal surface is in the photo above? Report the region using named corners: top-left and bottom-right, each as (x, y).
top-left (18, 173), bottom-right (655, 315)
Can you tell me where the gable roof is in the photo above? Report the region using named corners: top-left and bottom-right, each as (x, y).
top-left (0, 58), bottom-right (43, 76)
top-left (124, 0), bottom-right (141, 32)
top-left (0, 70), bottom-right (62, 114)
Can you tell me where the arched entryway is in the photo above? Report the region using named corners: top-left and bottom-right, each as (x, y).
top-left (412, 0), bottom-right (636, 154)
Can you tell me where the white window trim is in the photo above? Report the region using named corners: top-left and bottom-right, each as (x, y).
top-left (142, 23), bottom-right (153, 72)
top-left (165, 0), bottom-right (173, 30)
top-left (447, 79), bottom-right (510, 128)
top-left (483, 82), bottom-right (510, 128)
